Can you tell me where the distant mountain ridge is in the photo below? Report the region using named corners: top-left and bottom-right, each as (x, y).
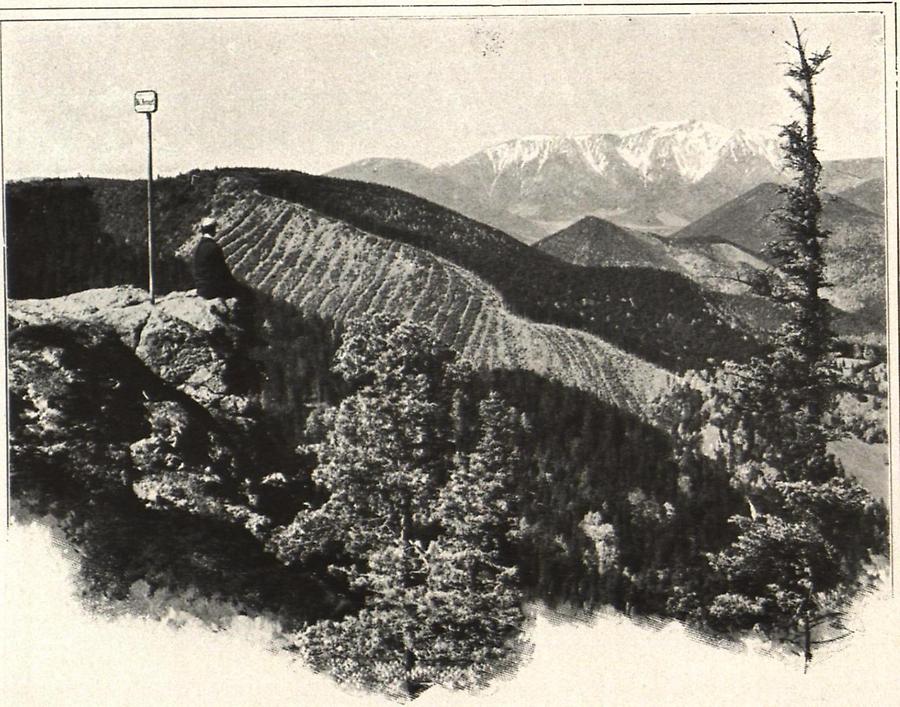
top-left (671, 182), bottom-right (886, 330)
top-left (838, 177), bottom-right (885, 216)
top-left (819, 159), bottom-right (884, 194)
top-left (436, 120), bottom-right (789, 233)
top-left (326, 122), bottom-right (882, 240)
top-left (463, 122), bottom-right (781, 186)
top-left (672, 182), bottom-right (787, 254)
top-left (533, 214), bottom-right (788, 339)
top-left (326, 157), bottom-right (547, 244)
top-left (534, 215), bottom-right (771, 296)
top-left (533, 193), bottom-right (885, 341)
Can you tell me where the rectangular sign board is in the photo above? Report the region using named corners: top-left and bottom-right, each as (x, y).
top-left (134, 90), bottom-right (158, 113)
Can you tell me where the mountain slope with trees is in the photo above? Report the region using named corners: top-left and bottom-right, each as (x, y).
top-left (8, 287), bottom-right (746, 694)
top-left (671, 182), bottom-right (886, 330)
top-left (837, 176), bottom-right (885, 216)
top-left (194, 168), bottom-right (765, 372)
top-left (7, 168), bottom-right (762, 375)
top-left (659, 23), bottom-right (887, 667)
top-left (182, 183), bottom-right (673, 416)
top-left (534, 216), bottom-right (777, 298)
top-left (6, 174), bottom-right (672, 416)
top-left (534, 216), bottom-right (683, 270)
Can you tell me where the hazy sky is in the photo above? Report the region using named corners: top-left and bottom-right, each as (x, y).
top-left (1, 11), bottom-right (888, 180)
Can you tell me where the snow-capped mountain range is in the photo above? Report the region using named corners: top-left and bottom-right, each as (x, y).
top-left (616, 121), bottom-right (782, 183)
top-left (476, 121), bottom-right (783, 185)
top-left (329, 120), bottom-right (881, 240)
top-left (435, 120), bottom-right (788, 232)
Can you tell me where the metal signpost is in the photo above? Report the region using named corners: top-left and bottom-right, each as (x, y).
top-left (134, 90), bottom-right (158, 303)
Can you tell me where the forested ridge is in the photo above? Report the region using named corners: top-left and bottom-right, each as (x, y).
top-left (8, 292), bottom-right (747, 695)
top-left (248, 167), bottom-right (762, 371)
top-left (200, 187), bottom-right (671, 416)
top-left (7, 168), bottom-right (761, 373)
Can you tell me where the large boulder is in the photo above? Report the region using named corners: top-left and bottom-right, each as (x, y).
top-left (134, 291), bottom-right (260, 428)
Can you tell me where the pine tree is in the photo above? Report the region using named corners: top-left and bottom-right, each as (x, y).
top-left (273, 316), bottom-right (525, 697)
top-left (750, 17), bottom-right (836, 484)
top-left (704, 20), bottom-right (887, 667)
top-left (422, 392), bottom-right (526, 688)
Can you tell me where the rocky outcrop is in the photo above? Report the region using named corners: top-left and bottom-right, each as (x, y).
top-left (9, 286), bottom-right (269, 537)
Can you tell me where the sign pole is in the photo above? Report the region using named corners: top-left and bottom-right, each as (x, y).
top-left (146, 111), bottom-right (155, 304)
top-left (134, 89), bottom-right (158, 304)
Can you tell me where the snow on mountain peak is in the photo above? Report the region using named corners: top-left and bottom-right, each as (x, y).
top-left (483, 135), bottom-right (573, 173)
top-left (723, 128), bottom-right (784, 170)
top-left (477, 121), bottom-right (782, 184)
top-left (616, 121), bottom-right (743, 182)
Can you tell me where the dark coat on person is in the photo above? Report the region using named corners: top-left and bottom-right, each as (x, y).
top-left (193, 235), bottom-right (242, 299)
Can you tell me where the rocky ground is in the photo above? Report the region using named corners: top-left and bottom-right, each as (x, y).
top-left (9, 286), bottom-right (271, 538)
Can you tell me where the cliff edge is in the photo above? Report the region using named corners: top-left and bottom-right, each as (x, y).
top-left (9, 286), bottom-right (270, 537)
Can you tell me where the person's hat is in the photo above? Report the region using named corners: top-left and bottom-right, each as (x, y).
top-left (200, 216), bottom-right (218, 233)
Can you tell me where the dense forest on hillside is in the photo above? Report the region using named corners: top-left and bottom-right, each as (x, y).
top-left (9, 293), bottom-right (743, 645)
top-left (6, 169), bottom-right (761, 372)
top-left (6, 175), bottom-right (217, 298)
top-left (472, 368), bottom-right (744, 612)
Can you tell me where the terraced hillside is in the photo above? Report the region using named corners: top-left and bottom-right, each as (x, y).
top-left (243, 168), bottom-right (761, 371)
top-left (173, 183), bottom-right (672, 416)
top-left (7, 169), bottom-right (762, 372)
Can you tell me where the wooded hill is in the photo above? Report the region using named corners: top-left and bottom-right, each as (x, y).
top-left (7, 287), bottom-right (743, 636)
top-left (7, 169), bottom-right (763, 380)
top-left (535, 215), bottom-right (682, 270)
top-left (671, 182), bottom-right (886, 332)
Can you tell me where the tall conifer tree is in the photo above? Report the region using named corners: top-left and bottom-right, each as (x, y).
top-left (705, 20), bottom-right (886, 667)
top-left (757, 17), bottom-right (835, 484)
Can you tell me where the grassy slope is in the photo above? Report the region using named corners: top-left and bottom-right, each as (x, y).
top-left (828, 438), bottom-right (889, 502)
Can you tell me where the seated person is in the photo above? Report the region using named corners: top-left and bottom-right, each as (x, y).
top-left (193, 217), bottom-right (245, 300)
